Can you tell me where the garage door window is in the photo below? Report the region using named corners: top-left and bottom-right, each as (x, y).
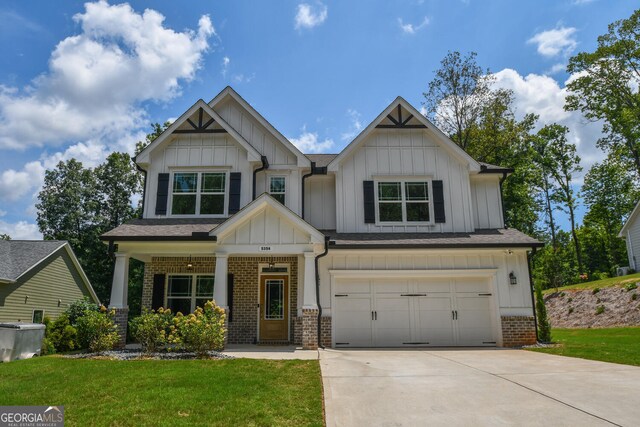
top-left (377, 180), bottom-right (430, 223)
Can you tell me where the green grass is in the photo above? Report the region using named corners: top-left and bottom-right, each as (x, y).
top-left (543, 272), bottom-right (640, 294)
top-left (0, 357), bottom-right (323, 427)
top-left (528, 327), bottom-right (640, 366)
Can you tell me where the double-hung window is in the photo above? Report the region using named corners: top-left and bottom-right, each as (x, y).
top-left (377, 180), bottom-right (431, 223)
top-left (166, 275), bottom-right (215, 314)
top-left (171, 172), bottom-right (226, 216)
top-left (269, 176), bottom-right (286, 204)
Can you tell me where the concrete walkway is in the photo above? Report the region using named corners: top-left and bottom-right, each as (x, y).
top-left (320, 348), bottom-right (640, 427)
top-left (223, 344), bottom-right (318, 360)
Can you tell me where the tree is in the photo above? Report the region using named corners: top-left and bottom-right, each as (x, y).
top-left (531, 131), bottom-right (560, 250)
top-left (566, 10), bottom-right (640, 177)
top-left (423, 51), bottom-right (508, 150)
top-left (0, 234), bottom-right (10, 240)
top-left (535, 282), bottom-right (552, 342)
top-left (135, 121), bottom-right (171, 156)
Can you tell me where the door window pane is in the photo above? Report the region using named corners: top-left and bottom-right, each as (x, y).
top-left (264, 279), bottom-right (284, 320)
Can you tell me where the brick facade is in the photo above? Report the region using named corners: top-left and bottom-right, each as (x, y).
top-left (141, 256), bottom-right (300, 346)
top-left (501, 316), bottom-right (537, 347)
top-left (320, 316), bottom-right (332, 348)
top-left (112, 307), bottom-right (129, 348)
top-left (301, 308), bottom-right (319, 349)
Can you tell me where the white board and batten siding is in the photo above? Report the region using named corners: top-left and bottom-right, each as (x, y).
top-left (317, 249), bottom-right (533, 318)
top-left (335, 129), bottom-right (474, 233)
top-left (470, 175), bottom-right (504, 229)
top-left (255, 170), bottom-right (302, 216)
top-left (304, 174), bottom-right (337, 230)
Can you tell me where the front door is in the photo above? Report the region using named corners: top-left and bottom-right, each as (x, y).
top-left (259, 275), bottom-right (289, 341)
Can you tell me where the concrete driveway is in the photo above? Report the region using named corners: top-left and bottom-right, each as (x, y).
top-left (320, 348), bottom-right (640, 427)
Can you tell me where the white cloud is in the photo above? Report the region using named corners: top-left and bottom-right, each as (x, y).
top-left (0, 162), bottom-right (45, 202)
top-left (546, 63), bottom-right (567, 75)
top-left (0, 0), bottom-right (214, 150)
top-left (0, 210), bottom-right (6, 217)
top-left (572, 0), bottom-right (595, 4)
top-left (294, 3), bottom-right (328, 30)
top-left (289, 126), bottom-right (334, 153)
top-left (341, 109), bottom-right (363, 141)
top-left (221, 56), bottom-right (230, 77)
top-left (232, 73), bottom-right (256, 84)
top-left (527, 26), bottom-right (577, 58)
top-left (492, 68), bottom-right (605, 172)
top-left (398, 16), bottom-right (430, 35)
top-left (0, 219), bottom-right (41, 240)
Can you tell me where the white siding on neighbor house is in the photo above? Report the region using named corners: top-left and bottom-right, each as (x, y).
top-left (213, 98), bottom-right (299, 167)
top-left (626, 218), bottom-right (640, 270)
top-left (144, 134), bottom-right (254, 218)
top-left (470, 176), bottom-right (504, 229)
top-left (317, 249), bottom-right (532, 317)
top-left (255, 169), bottom-right (302, 216)
top-left (335, 129), bottom-right (474, 233)
top-left (304, 174), bottom-right (337, 230)
top-left (218, 205), bottom-right (311, 245)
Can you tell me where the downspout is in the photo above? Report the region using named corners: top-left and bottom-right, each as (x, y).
top-left (499, 171), bottom-right (508, 228)
top-left (527, 247), bottom-right (539, 343)
top-left (315, 235), bottom-right (330, 349)
top-left (135, 163), bottom-right (147, 219)
top-left (252, 156), bottom-right (269, 200)
top-left (301, 162), bottom-right (328, 220)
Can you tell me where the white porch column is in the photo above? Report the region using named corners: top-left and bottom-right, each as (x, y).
top-left (109, 253), bottom-right (130, 308)
top-left (213, 253), bottom-right (229, 309)
top-left (303, 252), bottom-right (318, 309)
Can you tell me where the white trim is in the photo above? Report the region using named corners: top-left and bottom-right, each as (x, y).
top-left (209, 87), bottom-right (311, 167)
top-left (135, 99), bottom-right (262, 165)
top-left (327, 96), bottom-right (481, 172)
top-left (329, 269), bottom-right (499, 278)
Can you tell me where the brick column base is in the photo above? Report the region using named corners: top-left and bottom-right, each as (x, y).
top-left (112, 307), bottom-right (129, 349)
top-left (320, 316), bottom-right (332, 348)
top-left (501, 316), bottom-right (536, 347)
top-left (302, 308), bottom-right (319, 350)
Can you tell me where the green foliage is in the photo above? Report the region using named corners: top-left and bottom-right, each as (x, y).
top-left (626, 283), bottom-right (638, 292)
top-left (129, 308), bottom-right (178, 353)
top-left (76, 307), bottom-right (119, 352)
top-left (535, 282), bottom-right (552, 342)
top-left (174, 301), bottom-right (227, 357)
top-left (568, 307), bottom-right (574, 315)
top-left (595, 305), bottom-right (606, 315)
top-left (592, 287), bottom-right (601, 295)
top-left (0, 234), bottom-right (10, 240)
top-left (533, 231), bottom-right (578, 290)
top-left (632, 293), bottom-right (638, 301)
top-left (44, 313), bottom-right (78, 353)
top-left (65, 297), bottom-right (99, 325)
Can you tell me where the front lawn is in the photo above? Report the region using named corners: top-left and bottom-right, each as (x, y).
top-left (528, 327), bottom-right (640, 367)
top-left (0, 357), bottom-right (323, 427)
top-left (542, 272), bottom-right (640, 294)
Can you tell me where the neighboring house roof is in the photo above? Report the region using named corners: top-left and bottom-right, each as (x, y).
top-left (306, 153), bottom-right (338, 168)
top-left (325, 228), bottom-right (543, 249)
top-left (209, 86), bottom-right (311, 167)
top-left (478, 162), bottom-right (514, 174)
top-left (327, 97), bottom-right (482, 173)
top-left (0, 240), bottom-right (99, 302)
top-left (619, 199), bottom-right (640, 237)
top-left (101, 218), bottom-right (222, 241)
top-left (135, 99), bottom-right (263, 165)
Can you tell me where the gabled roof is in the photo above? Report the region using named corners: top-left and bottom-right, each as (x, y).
top-left (209, 86), bottom-right (311, 167)
top-left (327, 97), bottom-right (481, 173)
top-left (135, 99), bottom-right (262, 165)
top-left (211, 193), bottom-right (325, 244)
top-left (619, 200), bottom-right (640, 237)
top-left (0, 240), bottom-right (99, 303)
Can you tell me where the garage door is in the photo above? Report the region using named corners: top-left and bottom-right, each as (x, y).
top-left (333, 277), bottom-right (497, 348)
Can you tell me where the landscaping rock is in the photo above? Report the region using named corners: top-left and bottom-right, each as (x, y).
top-left (64, 348), bottom-right (235, 360)
top-left (545, 285), bottom-right (640, 328)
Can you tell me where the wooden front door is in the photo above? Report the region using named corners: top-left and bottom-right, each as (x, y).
top-left (259, 275), bottom-right (289, 341)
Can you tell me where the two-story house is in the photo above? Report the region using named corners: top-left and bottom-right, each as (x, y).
top-left (102, 87), bottom-right (542, 349)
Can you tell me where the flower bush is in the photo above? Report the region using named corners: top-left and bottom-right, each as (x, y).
top-left (129, 308), bottom-right (178, 353)
top-left (174, 301), bottom-right (226, 358)
top-left (76, 306), bottom-right (119, 352)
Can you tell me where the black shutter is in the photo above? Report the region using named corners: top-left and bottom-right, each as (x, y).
top-left (228, 172), bottom-right (241, 214)
top-left (151, 274), bottom-right (165, 310)
top-left (363, 180), bottom-right (375, 224)
top-left (433, 180), bottom-right (446, 223)
top-left (155, 173), bottom-right (170, 215)
top-left (227, 273), bottom-right (234, 322)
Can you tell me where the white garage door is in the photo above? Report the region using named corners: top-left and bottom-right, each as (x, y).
top-left (333, 277), bottom-right (497, 348)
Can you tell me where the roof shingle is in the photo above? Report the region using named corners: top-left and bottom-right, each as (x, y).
top-left (0, 240), bottom-right (67, 282)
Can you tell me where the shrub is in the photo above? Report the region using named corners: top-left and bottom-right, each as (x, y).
top-left (592, 287), bottom-right (601, 295)
top-left (568, 307), bottom-right (574, 315)
top-left (595, 305), bottom-right (605, 315)
top-left (129, 308), bottom-right (178, 353)
top-left (567, 297), bottom-right (573, 303)
top-left (76, 307), bottom-right (119, 352)
top-left (632, 293), bottom-right (638, 301)
top-left (175, 301), bottom-right (226, 357)
top-left (44, 313), bottom-right (77, 353)
top-left (535, 283), bottom-right (552, 343)
top-left (66, 297), bottom-right (100, 325)
top-left (625, 283), bottom-right (638, 292)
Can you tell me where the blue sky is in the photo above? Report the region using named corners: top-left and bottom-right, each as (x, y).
top-left (0, 0), bottom-right (636, 238)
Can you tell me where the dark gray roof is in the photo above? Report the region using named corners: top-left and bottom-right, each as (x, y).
top-left (0, 240), bottom-right (67, 282)
top-left (306, 154), bottom-right (338, 168)
top-left (478, 162), bottom-right (513, 173)
top-left (101, 218), bottom-right (224, 240)
top-left (325, 228), bottom-right (542, 248)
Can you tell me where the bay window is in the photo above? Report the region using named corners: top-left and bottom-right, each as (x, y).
top-left (171, 172), bottom-right (226, 216)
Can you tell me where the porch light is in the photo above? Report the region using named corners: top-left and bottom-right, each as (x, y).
top-left (268, 258), bottom-right (275, 269)
top-left (509, 272), bottom-right (518, 285)
top-left (187, 256), bottom-right (193, 270)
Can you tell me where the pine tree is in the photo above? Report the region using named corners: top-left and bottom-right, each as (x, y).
top-left (535, 282), bottom-right (552, 343)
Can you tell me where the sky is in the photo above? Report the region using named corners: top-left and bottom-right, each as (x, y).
top-left (0, 0), bottom-right (636, 239)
